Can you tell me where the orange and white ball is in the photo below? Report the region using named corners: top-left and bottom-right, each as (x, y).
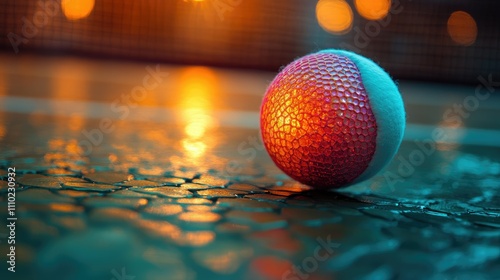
top-left (260, 50), bottom-right (405, 189)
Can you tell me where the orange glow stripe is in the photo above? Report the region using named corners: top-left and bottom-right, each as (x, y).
top-left (1, 96), bottom-right (499, 147)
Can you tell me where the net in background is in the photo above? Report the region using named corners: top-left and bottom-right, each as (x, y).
top-left (1, 0), bottom-right (498, 84)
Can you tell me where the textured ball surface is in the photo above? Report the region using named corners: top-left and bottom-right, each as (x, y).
top-left (260, 49), bottom-right (405, 189)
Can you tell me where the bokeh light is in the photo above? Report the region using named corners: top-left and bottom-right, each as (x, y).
top-left (62, 0), bottom-right (95, 21)
top-left (447, 11), bottom-right (477, 46)
top-left (316, 0), bottom-right (353, 35)
top-left (354, 0), bottom-right (391, 20)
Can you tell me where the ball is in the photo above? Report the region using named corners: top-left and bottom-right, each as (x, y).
top-left (260, 49), bottom-right (405, 189)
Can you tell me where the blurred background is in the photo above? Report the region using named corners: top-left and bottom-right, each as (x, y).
top-left (1, 1), bottom-right (500, 280)
top-left (1, 0), bottom-right (499, 83)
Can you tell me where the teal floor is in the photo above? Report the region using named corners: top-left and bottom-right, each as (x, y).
top-left (0, 54), bottom-right (499, 280)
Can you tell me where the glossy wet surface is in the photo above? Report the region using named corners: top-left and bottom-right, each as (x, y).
top-left (0, 54), bottom-right (500, 280)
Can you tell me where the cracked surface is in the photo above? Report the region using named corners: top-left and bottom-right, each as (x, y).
top-left (1, 113), bottom-right (500, 280)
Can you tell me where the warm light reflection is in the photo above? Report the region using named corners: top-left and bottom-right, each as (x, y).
top-left (144, 130), bottom-right (170, 143)
top-left (137, 166), bottom-right (165, 176)
top-left (62, 0), bottom-right (95, 20)
top-left (139, 220), bottom-right (181, 239)
top-left (184, 109), bottom-right (214, 138)
top-left (316, 0), bottom-right (353, 34)
top-left (434, 120), bottom-right (463, 176)
top-left (436, 119), bottom-right (464, 151)
top-left (186, 205), bottom-right (212, 212)
top-left (354, 0), bottom-right (391, 20)
top-left (182, 138), bottom-right (207, 159)
top-left (176, 67), bottom-right (219, 160)
top-left (177, 198), bottom-right (212, 204)
top-left (48, 139), bottom-right (66, 150)
top-left (182, 231), bottom-right (215, 246)
top-left (0, 126), bottom-right (5, 141)
top-left (138, 218), bottom-right (215, 246)
top-left (66, 139), bottom-right (84, 155)
top-left (49, 203), bottom-right (83, 213)
top-left (203, 252), bottom-right (238, 273)
top-left (447, 11), bottom-right (477, 46)
top-left (194, 251), bottom-right (247, 274)
top-left (67, 116), bottom-right (86, 133)
top-left (51, 60), bottom-right (90, 132)
top-left (251, 256), bottom-right (293, 280)
top-left (45, 139), bottom-right (85, 160)
top-left (178, 211), bottom-right (221, 223)
top-left (147, 204), bottom-right (183, 216)
top-left (96, 208), bottom-right (139, 220)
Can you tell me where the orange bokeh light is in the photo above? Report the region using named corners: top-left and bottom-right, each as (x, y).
top-left (354, 0), bottom-right (391, 21)
top-left (447, 11), bottom-right (477, 46)
top-left (316, 0), bottom-right (353, 35)
top-left (62, 0), bottom-right (95, 21)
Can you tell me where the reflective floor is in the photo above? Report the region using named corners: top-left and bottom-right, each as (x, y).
top-left (0, 54), bottom-right (499, 280)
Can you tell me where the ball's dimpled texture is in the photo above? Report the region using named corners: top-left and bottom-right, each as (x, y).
top-left (260, 49), bottom-right (405, 189)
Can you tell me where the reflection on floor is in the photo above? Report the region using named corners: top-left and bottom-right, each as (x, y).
top-left (0, 54), bottom-right (499, 280)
